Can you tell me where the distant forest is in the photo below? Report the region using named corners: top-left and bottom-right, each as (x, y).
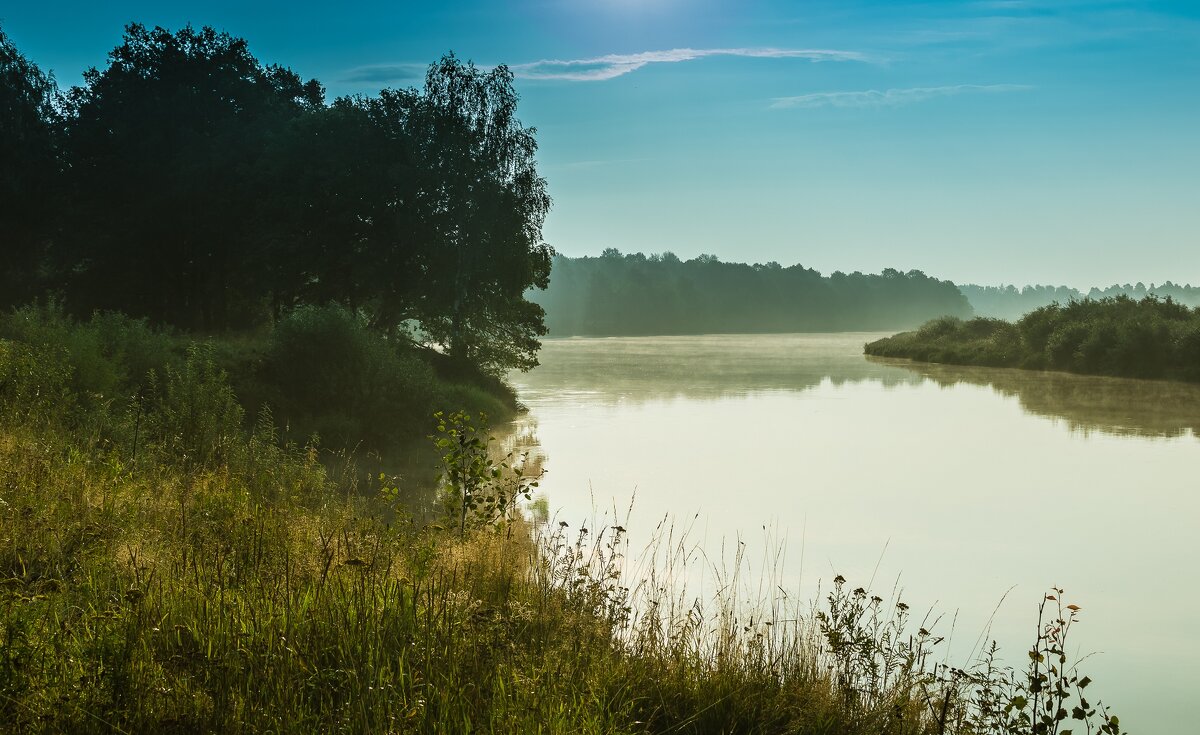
top-left (531, 251), bottom-right (1200, 337)
top-left (961, 282), bottom-right (1200, 320)
top-left (530, 251), bottom-right (972, 335)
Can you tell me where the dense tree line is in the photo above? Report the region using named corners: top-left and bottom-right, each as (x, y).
top-left (866, 296), bottom-right (1200, 382)
top-left (0, 24), bottom-right (551, 374)
top-left (530, 250), bottom-right (972, 335)
top-left (0, 26), bottom-right (60, 309)
top-left (961, 282), bottom-right (1200, 320)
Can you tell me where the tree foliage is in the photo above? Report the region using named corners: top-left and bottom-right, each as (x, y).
top-left (404, 56), bottom-right (552, 370)
top-left (60, 24), bottom-right (324, 329)
top-left (2, 23), bottom-right (552, 376)
top-left (0, 26), bottom-right (60, 308)
top-left (867, 295), bottom-right (1200, 382)
top-left (961, 282), bottom-right (1200, 320)
top-left (532, 251), bottom-right (972, 335)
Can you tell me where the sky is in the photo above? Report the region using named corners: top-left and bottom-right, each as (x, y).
top-left (4, 0), bottom-right (1199, 287)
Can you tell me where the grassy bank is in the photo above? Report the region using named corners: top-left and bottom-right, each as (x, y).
top-left (1, 313), bottom-right (1125, 733)
top-left (866, 295), bottom-right (1200, 382)
top-left (0, 303), bottom-right (516, 497)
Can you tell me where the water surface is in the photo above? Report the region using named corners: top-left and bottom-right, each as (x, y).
top-left (509, 333), bottom-right (1200, 733)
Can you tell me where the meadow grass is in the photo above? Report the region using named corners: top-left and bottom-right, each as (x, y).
top-left (0, 317), bottom-right (1126, 734)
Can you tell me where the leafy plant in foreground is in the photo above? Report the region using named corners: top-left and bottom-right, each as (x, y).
top-left (812, 575), bottom-right (1126, 735)
top-left (431, 410), bottom-right (542, 533)
top-left (977, 588), bottom-right (1124, 735)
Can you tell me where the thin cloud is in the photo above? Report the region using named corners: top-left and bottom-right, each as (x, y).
top-left (343, 63), bottom-right (428, 84)
top-left (770, 83), bottom-right (1032, 109)
top-left (511, 47), bottom-right (869, 82)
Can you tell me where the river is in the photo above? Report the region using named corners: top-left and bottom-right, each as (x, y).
top-left (508, 332), bottom-right (1200, 733)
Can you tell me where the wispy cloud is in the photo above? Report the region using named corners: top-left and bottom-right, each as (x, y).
top-left (770, 83), bottom-right (1032, 109)
top-left (510, 47), bottom-right (869, 82)
top-left (342, 47), bottom-right (868, 85)
top-left (343, 63), bottom-right (428, 84)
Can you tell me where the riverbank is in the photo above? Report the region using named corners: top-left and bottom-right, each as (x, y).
top-left (1, 318), bottom-right (1128, 733)
top-left (0, 303), bottom-right (516, 494)
top-left (865, 295), bottom-right (1200, 382)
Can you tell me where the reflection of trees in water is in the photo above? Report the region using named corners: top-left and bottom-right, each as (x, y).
top-left (871, 357), bottom-right (1200, 439)
top-left (512, 335), bottom-right (921, 403)
top-left (512, 336), bottom-right (1200, 440)
top-left (500, 416), bottom-right (548, 485)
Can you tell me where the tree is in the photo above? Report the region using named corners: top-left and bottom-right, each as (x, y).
top-left (256, 94), bottom-right (417, 320)
top-left (6, 31), bottom-right (554, 378)
top-left (254, 53), bottom-right (554, 375)
top-left (403, 54), bottom-right (553, 374)
top-left (60, 24), bottom-right (323, 329)
top-left (0, 25), bottom-right (60, 308)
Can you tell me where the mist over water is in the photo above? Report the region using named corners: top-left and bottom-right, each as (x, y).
top-left (510, 333), bottom-right (1200, 734)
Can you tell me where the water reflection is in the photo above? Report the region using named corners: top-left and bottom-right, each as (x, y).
top-left (510, 333), bottom-right (1200, 733)
top-left (516, 335), bottom-right (1200, 439)
top-left (870, 357), bottom-right (1200, 439)
top-left (516, 333), bottom-right (918, 403)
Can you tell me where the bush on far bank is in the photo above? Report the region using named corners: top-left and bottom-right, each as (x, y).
top-left (866, 295), bottom-right (1200, 381)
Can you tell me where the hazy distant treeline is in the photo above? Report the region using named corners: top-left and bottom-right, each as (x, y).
top-left (530, 250), bottom-right (972, 335)
top-left (1, 24), bottom-right (551, 374)
top-left (961, 282), bottom-right (1200, 320)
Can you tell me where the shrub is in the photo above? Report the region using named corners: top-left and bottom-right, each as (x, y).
top-left (0, 339), bottom-right (75, 427)
top-left (869, 296), bottom-right (1200, 382)
top-left (0, 303), bottom-right (176, 401)
top-left (260, 305), bottom-right (439, 448)
top-left (1044, 322), bottom-right (1091, 370)
top-left (144, 342), bottom-right (244, 467)
top-left (86, 310), bottom-right (177, 391)
top-left (1173, 323), bottom-right (1200, 380)
top-left (917, 316), bottom-right (963, 340)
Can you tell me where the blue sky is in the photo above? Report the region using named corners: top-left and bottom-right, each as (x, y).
top-left (4, 1), bottom-right (1199, 287)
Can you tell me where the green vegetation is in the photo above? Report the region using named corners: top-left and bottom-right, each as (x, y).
top-left (532, 251), bottom-right (971, 336)
top-left (1, 24), bottom-right (550, 376)
top-left (1, 17), bottom-right (543, 497)
top-left (2, 19), bottom-right (1133, 735)
top-left (0, 304), bottom-right (513, 487)
top-left (0, 26), bottom-right (59, 310)
top-left (1, 305), bottom-right (1126, 733)
top-left (867, 295), bottom-right (1200, 382)
top-left (961, 282), bottom-right (1200, 321)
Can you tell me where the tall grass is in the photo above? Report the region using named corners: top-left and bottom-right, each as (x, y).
top-left (0, 316), bottom-right (1125, 733)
